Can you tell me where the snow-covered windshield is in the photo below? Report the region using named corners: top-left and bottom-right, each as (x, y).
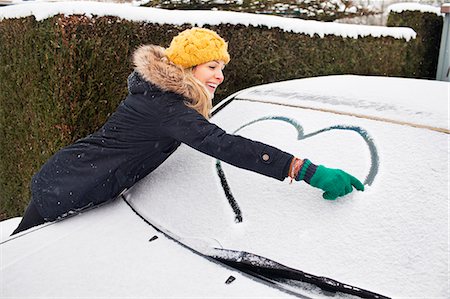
top-left (127, 75), bottom-right (448, 298)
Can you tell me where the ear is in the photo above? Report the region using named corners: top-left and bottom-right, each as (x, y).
top-left (191, 66), bottom-right (198, 79)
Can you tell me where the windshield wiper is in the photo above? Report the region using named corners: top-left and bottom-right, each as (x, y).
top-left (124, 195), bottom-right (390, 299)
top-left (212, 248), bottom-right (390, 299)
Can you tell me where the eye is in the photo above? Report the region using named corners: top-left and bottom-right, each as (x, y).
top-left (209, 66), bottom-right (216, 70)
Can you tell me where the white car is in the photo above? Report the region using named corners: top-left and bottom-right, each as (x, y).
top-left (2, 75), bottom-right (448, 298)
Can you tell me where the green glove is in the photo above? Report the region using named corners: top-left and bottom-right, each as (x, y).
top-left (296, 159), bottom-right (365, 200)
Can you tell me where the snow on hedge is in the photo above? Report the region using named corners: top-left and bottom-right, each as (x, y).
top-left (0, 1), bottom-right (416, 40)
top-left (387, 2), bottom-right (444, 16)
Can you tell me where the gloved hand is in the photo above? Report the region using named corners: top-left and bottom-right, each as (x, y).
top-left (295, 159), bottom-right (364, 200)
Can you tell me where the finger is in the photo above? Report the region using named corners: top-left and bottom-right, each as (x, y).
top-left (345, 185), bottom-right (353, 195)
top-left (323, 191), bottom-right (338, 200)
top-left (350, 176), bottom-right (365, 191)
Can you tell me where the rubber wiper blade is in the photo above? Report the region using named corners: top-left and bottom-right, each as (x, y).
top-left (211, 248), bottom-right (390, 299)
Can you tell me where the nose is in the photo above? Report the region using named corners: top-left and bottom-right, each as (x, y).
top-left (216, 69), bottom-right (224, 84)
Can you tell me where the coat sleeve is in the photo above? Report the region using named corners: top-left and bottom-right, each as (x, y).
top-left (160, 98), bottom-right (294, 181)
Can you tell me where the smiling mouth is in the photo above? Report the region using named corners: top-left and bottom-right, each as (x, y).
top-left (207, 83), bottom-right (218, 93)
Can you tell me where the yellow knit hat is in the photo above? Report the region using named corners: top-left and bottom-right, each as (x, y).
top-left (165, 28), bottom-right (231, 68)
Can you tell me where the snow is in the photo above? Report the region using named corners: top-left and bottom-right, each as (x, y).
top-left (2, 200), bottom-right (293, 298)
top-left (0, 217), bottom-right (21, 242)
top-left (232, 75), bottom-right (449, 131)
top-left (0, 1), bottom-right (417, 40)
top-left (127, 75), bottom-right (449, 298)
top-left (0, 70), bottom-right (448, 299)
top-left (387, 2), bottom-right (444, 16)
top-left (0, 1), bottom-right (448, 296)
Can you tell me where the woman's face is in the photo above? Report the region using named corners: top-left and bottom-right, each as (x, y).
top-left (192, 60), bottom-right (225, 96)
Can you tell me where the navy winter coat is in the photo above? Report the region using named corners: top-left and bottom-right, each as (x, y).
top-left (31, 52), bottom-right (293, 221)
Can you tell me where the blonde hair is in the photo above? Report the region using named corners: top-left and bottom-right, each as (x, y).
top-left (183, 67), bottom-right (213, 119)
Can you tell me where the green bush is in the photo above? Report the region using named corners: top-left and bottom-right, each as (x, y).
top-left (0, 14), bottom-right (429, 219)
top-left (387, 10), bottom-right (443, 79)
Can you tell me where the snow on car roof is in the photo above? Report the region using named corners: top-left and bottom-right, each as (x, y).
top-left (226, 75), bottom-right (449, 134)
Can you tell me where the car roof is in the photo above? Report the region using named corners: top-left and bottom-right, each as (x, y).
top-left (216, 75), bottom-right (448, 133)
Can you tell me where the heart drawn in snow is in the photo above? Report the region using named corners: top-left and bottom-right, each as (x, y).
top-left (216, 116), bottom-right (379, 223)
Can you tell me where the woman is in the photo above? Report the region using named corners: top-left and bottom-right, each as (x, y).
top-left (12, 28), bottom-right (364, 235)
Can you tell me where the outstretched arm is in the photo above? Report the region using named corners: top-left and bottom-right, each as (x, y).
top-left (160, 96), bottom-right (293, 181)
top-left (162, 96), bottom-right (364, 199)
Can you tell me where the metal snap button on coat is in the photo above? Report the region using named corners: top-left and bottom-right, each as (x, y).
top-left (262, 153), bottom-right (270, 161)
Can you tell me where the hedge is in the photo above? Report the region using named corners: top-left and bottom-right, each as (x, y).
top-left (142, 0), bottom-right (375, 22)
top-left (0, 11), bottom-right (440, 219)
top-left (387, 10), bottom-right (443, 79)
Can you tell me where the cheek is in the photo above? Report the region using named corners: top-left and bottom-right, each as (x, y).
top-left (193, 70), bottom-right (207, 83)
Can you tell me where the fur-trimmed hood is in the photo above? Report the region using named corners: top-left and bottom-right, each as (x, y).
top-left (129, 45), bottom-right (208, 103)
